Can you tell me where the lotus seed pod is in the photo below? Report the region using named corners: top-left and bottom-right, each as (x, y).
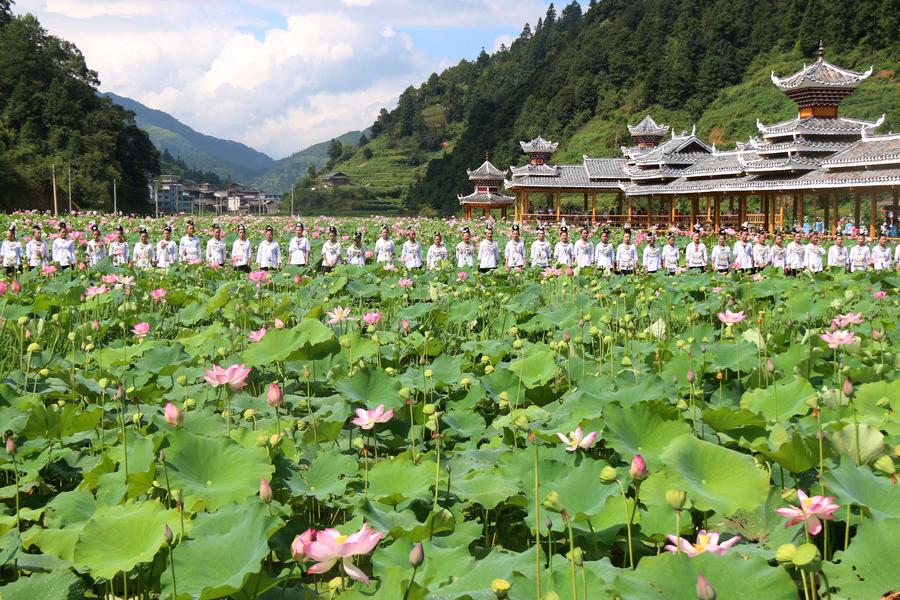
top-left (217, 346), bottom-right (226, 356)
top-left (269, 434), bottom-right (283, 448)
top-left (507, 326), bottom-right (518, 336)
top-left (183, 398), bottom-right (196, 410)
top-left (498, 398), bottom-right (509, 409)
top-left (352, 437), bottom-right (364, 449)
top-left (589, 326), bottom-right (599, 336)
top-left (328, 577), bottom-right (343, 591)
top-left (570, 547), bottom-right (584, 566)
top-left (27, 342), bottom-right (40, 354)
top-left (558, 340), bottom-right (568, 351)
top-left (176, 375), bottom-right (187, 385)
top-left (384, 366), bottom-right (394, 375)
top-left (599, 466), bottom-right (617, 484)
top-left (423, 404), bottom-right (436, 415)
top-left (460, 377), bottom-right (471, 388)
top-left (485, 365), bottom-right (495, 374)
top-left (775, 543), bottom-right (797, 564)
top-left (603, 335), bottom-right (613, 345)
top-left (67, 331), bottom-right (77, 341)
top-left (676, 399), bottom-right (689, 411)
top-left (541, 591), bottom-right (559, 600)
top-left (424, 369), bottom-right (433, 378)
top-left (39, 368), bottom-right (49, 377)
top-left (98, 377), bottom-right (109, 390)
top-left (541, 490), bottom-right (564, 513)
top-left (512, 338), bottom-right (523, 350)
top-left (132, 412), bottom-right (143, 426)
top-left (480, 355), bottom-right (491, 365)
top-left (491, 578), bottom-right (511, 598)
top-left (81, 341), bottom-right (92, 350)
top-left (512, 414), bottom-right (530, 431)
top-left (874, 455), bottom-right (895, 476)
top-left (17, 316), bottom-right (27, 326)
top-left (399, 387), bottom-right (410, 399)
top-left (621, 356), bottom-right (632, 367)
top-left (256, 434), bottom-right (269, 447)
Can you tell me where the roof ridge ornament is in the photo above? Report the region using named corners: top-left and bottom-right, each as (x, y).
top-left (818, 40), bottom-right (825, 61)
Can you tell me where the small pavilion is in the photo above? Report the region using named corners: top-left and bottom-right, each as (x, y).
top-left (457, 156), bottom-right (515, 220)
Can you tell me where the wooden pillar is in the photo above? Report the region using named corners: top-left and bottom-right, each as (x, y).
top-left (706, 196), bottom-right (712, 226)
top-left (854, 192), bottom-right (861, 230)
top-left (513, 191), bottom-right (519, 223)
top-left (713, 195), bottom-right (721, 232)
top-left (555, 192), bottom-right (561, 221)
top-left (728, 196), bottom-right (734, 213)
top-left (823, 193), bottom-right (830, 234)
top-left (617, 193), bottom-right (623, 218)
top-left (669, 196), bottom-right (676, 228)
top-left (892, 189), bottom-right (899, 235)
top-left (797, 194), bottom-right (804, 230)
top-left (627, 196), bottom-right (633, 223)
top-left (739, 194), bottom-right (747, 227)
top-left (690, 196), bottom-right (698, 228)
top-left (524, 192), bottom-right (530, 221)
top-left (763, 196), bottom-right (770, 232)
top-left (583, 193), bottom-right (588, 214)
top-left (591, 192), bottom-right (596, 223)
top-left (647, 195), bottom-right (654, 229)
top-left (870, 191), bottom-right (878, 238)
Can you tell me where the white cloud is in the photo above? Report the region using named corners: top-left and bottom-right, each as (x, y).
top-left (13, 0), bottom-right (573, 158)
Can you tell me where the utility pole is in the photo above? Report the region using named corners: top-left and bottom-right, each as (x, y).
top-left (51, 164), bottom-right (58, 215)
top-left (154, 180), bottom-right (159, 219)
top-left (112, 179), bottom-right (117, 214)
top-left (67, 164), bottom-right (72, 213)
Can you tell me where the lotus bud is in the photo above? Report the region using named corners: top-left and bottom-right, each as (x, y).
top-left (98, 377), bottom-right (109, 390)
top-left (115, 385), bottom-right (126, 401)
top-left (629, 454), bottom-right (648, 480)
top-left (775, 543), bottom-right (797, 564)
top-left (424, 369), bottom-right (433, 379)
top-left (512, 338), bottom-right (523, 350)
top-left (259, 478), bottom-right (272, 503)
top-left (842, 378), bottom-right (854, 398)
top-left (599, 466), bottom-right (617, 484)
top-left (491, 578), bottom-right (511, 598)
top-left (512, 414), bottom-right (530, 431)
top-left (696, 572), bottom-right (716, 600)
top-left (409, 541), bottom-right (424, 567)
top-left (132, 412), bottom-right (143, 426)
top-left (561, 331), bottom-right (570, 343)
top-left (569, 547), bottom-right (583, 566)
top-left (243, 408), bottom-right (256, 421)
top-left (5, 434), bottom-right (16, 456)
top-left (686, 369), bottom-right (695, 383)
top-left (541, 490), bottom-right (564, 513)
top-left (266, 383), bottom-right (283, 407)
top-left (874, 455), bottom-right (895, 476)
top-left (303, 366), bottom-right (311, 379)
top-left (666, 489), bottom-right (687, 511)
top-left (176, 375), bottom-right (187, 385)
top-left (256, 434), bottom-right (269, 447)
top-left (164, 402), bottom-right (183, 426)
top-left (164, 524), bottom-right (174, 546)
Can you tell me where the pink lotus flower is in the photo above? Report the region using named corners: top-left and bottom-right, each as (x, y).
top-left (150, 288), bottom-right (167, 302)
top-left (326, 305), bottom-right (357, 325)
top-left (873, 290), bottom-right (887, 300)
top-left (132, 322), bottom-right (150, 338)
top-left (664, 530), bottom-right (740, 557)
top-left (0, 281), bottom-right (7, 296)
top-left (248, 270), bottom-right (270, 286)
top-left (91, 320), bottom-right (100, 331)
top-left (820, 330), bottom-right (858, 349)
top-left (259, 478), bottom-right (272, 503)
top-left (203, 363), bottom-right (252, 390)
top-left (306, 523), bottom-right (384, 585)
top-left (775, 489), bottom-right (840, 535)
top-left (351, 404), bottom-right (394, 430)
top-left (164, 402), bottom-right (183, 426)
top-left (293, 275), bottom-right (303, 285)
top-left (398, 278), bottom-right (413, 288)
top-left (266, 383), bottom-right (283, 407)
top-left (383, 263), bottom-right (396, 271)
top-left (711, 286), bottom-right (722, 294)
top-left (364, 250), bottom-right (374, 259)
top-left (274, 318), bottom-right (285, 329)
top-left (114, 275), bottom-right (135, 289)
top-left (831, 312), bottom-right (864, 329)
top-left (399, 319), bottom-right (410, 332)
top-left (101, 274), bottom-right (118, 285)
top-left (457, 271), bottom-right (468, 281)
top-left (10, 280), bottom-right (19, 294)
top-left (717, 310), bottom-right (745, 325)
top-left (41, 264), bottom-right (57, 276)
top-left (629, 454), bottom-right (648, 480)
top-left (248, 327), bottom-right (267, 342)
top-left (556, 427), bottom-right (598, 452)
top-left (84, 284), bottom-right (110, 299)
top-left (565, 267), bottom-right (574, 277)
top-left (291, 528), bottom-right (316, 562)
top-left (362, 312), bottom-right (382, 326)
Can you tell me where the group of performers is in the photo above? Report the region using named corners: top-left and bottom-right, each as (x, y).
top-left (2, 220), bottom-right (900, 276)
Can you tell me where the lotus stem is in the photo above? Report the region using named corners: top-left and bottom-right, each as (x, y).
top-left (168, 546), bottom-right (178, 600)
top-left (432, 434), bottom-right (441, 512)
top-left (533, 436), bottom-right (542, 599)
top-left (564, 511), bottom-right (577, 600)
top-left (615, 479), bottom-right (635, 569)
top-left (402, 565), bottom-right (418, 600)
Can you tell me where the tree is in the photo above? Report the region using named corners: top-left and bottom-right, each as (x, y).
top-left (358, 133), bottom-right (369, 146)
top-left (362, 146), bottom-right (373, 160)
top-left (545, 3), bottom-right (557, 26)
top-left (397, 87), bottom-right (418, 137)
top-left (326, 139), bottom-right (342, 163)
top-left (519, 22), bottom-right (533, 42)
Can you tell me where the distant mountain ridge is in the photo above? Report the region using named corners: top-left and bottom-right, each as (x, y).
top-left (104, 93), bottom-right (368, 194)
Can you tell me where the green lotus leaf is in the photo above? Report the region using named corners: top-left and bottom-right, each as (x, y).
top-left (824, 460), bottom-right (900, 519)
top-left (602, 401), bottom-right (691, 471)
top-left (427, 354), bottom-right (464, 389)
top-left (449, 470), bottom-right (520, 509)
top-left (164, 430), bottom-right (274, 512)
top-left (73, 500), bottom-right (173, 579)
top-left (287, 451), bottom-right (359, 501)
top-left (754, 433), bottom-right (820, 473)
top-left (613, 549), bottom-right (797, 599)
top-left (660, 434), bottom-right (769, 515)
top-left (831, 423), bottom-right (885, 466)
top-left (332, 367), bottom-right (402, 410)
top-left (0, 569), bottom-right (85, 600)
top-left (160, 502), bottom-right (283, 600)
top-left (740, 375), bottom-right (815, 420)
top-left (367, 454), bottom-right (434, 505)
top-left (507, 344), bottom-right (557, 388)
top-left (826, 517), bottom-right (900, 599)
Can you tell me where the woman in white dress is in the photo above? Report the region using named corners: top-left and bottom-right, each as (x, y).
top-left (456, 227), bottom-right (474, 268)
top-left (426, 232), bottom-right (448, 270)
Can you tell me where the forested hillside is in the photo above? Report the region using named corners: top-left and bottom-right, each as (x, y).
top-left (0, 1), bottom-right (159, 212)
top-left (321, 0), bottom-right (899, 214)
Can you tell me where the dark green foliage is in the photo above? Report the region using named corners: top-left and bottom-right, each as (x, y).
top-left (159, 149), bottom-right (225, 187)
top-left (353, 0), bottom-right (897, 214)
top-left (0, 12), bottom-right (159, 211)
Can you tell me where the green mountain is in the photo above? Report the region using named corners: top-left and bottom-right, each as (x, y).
top-left (319, 0), bottom-right (899, 215)
top-left (0, 6), bottom-right (159, 212)
top-left (252, 129), bottom-right (369, 194)
top-left (104, 92), bottom-right (275, 183)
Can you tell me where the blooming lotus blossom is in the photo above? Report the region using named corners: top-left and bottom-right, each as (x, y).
top-left (0, 281), bottom-right (7, 296)
top-left (84, 284), bottom-right (109, 299)
top-left (291, 529), bottom-right (316, 562)
top-left (41, 264), bottom-right (56, 276)
top-left (873, 290), bottom-right (887, 300)
top-left (132, 322), bottom-right (150, 338)
top-left (383, 263), bottom-right (396, 271)
top-left (306, 523), bottom-right (384, 585)
top-left (831, 312), bottom-right (864, 329)
top-left (398, 278), bottom-right (413, 288)
top-left (775, 490), bottom-right (840, 535)
top-left (711, 286), bottom-right (723, 294)
top-left (362, 312), bottom-right (382, 326)
top-left (248, 327), bottom-right (267, 343)
top-left (326, 305), bottom-right (357, 325)
top-left (114, 275), bottom-right (135, 289)
top-left (820, 330), bottom-right (858, 349)
top-left (204, 363), bottom-right (252, 390)
top-left (665, 530), bottom-right (740, 556)
top-left (565, 267), bottom-right (574, 277)
top-left (150, 288), bottom-right (167, 302)
top-left (164, 402), bottom-right (183, 426)
top-left (248, 270), bottom-right (270, 286)
top-left (457, 271), bottom-right (468, 281)
top-left (717, 310), bottom-right (745, 325)
top-left (556, 427), bottom-right (598, 452)
top-left (101, 274), bottom-right (118, 285)
top-left (351, 404), bottom-right (394, 430)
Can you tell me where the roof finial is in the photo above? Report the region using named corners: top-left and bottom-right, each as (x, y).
top-left (817, 40), bottom-right (825, 60)
top-left (485, 151), bottom-right (490, 162)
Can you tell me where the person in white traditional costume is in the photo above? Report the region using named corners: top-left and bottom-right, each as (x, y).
top-left (132, 228), bottom-right (155, 269)
top-left (478, 226), bottom-right (500, 272)
top-left (530, 226), bottom-right (551, 268)
top-left (157, 226), bottom-right (178, 268)
top-left (456, 227), bottom-right (475, 268)
top-left (504, 225), bottom-right (525, 269)
top-left (426, 232), bottom-right (449, 269)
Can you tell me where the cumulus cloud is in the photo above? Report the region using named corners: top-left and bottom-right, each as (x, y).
top-left (14, 0), bottom-right (567, 157)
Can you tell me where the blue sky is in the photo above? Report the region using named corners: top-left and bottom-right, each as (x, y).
top-left (14, 0), bottom-right (581, 157)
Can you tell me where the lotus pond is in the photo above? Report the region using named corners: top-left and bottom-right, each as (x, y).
top-left (1, 215), bottom-right (899, 600)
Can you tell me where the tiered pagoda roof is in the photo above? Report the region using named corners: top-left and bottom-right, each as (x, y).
top-left (627, 115), bottom-right (670, 148)
top-left (520, 135), bottom-right (559, 154)
top-left (771, 43), bottom-right (873, 109)
top-left (458, 156), bottom-right (514, 207)
top-left (467, 158), bottom-right (508, 181)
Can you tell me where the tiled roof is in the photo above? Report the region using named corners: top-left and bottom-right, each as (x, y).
top-left (757, 115), bottom-right (884, 137)
top-left (772, 56), bottom-right (872, 91)
top-left (520, 135), bottom-right (559, 154)
top-left (741, 156), bottom-right (820, 174)
top-left (681, 153), bottom-right (748, 178)
top-left (750, 139), bottom-right (854, 155)
top-left (625, 166), bottom-right (686, 181)
top-left (582, 157), bottom-right (629, 179)
top-left (631, 134), bottom-right (712, 165)
top-left (467, 159), bottom-right (507, 180)
top-left (510, 163), bottom-right (560, 178)
top-left (821, 134), bottom-right (900, 168)
top-left (505, 165), bottom-right (620, 190)
top-left (458, 191), bottom-right (515, 206)
top-left (627, 115), bottom-right (669, 137)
